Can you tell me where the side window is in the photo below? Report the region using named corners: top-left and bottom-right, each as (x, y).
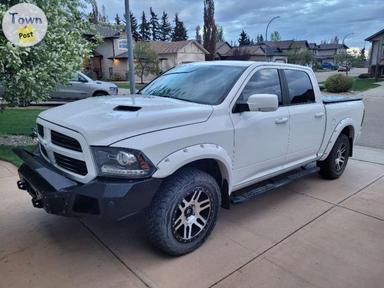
top-left (239, 69), bottom-right (282, 105)
top-left (284, 70), bottom-right (315, 105)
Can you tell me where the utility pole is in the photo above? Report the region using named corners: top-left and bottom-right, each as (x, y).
top-left (124, 0), bottom-right (136, 95)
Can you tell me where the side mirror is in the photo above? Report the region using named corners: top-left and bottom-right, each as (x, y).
top-left (247, 94), bottom-right (278, 112)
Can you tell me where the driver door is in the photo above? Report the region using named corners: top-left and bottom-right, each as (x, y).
top-left (231, 68), bottom-right (290, 188)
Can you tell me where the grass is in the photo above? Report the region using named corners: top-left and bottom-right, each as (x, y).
top-left (0, 109), bottom-right (43, 136)
top-left (352, 78), bottom-right (381, 92)
top-left (114, 82), bottom-right (146, 90)
top-left (0, 145), bottom-right (34, 167)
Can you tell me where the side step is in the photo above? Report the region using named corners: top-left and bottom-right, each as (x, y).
top-left (230, 164), bottom-right (319, 204)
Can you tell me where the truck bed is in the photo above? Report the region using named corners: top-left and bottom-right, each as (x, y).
top-left (322, 95), bottom-right (363, 104)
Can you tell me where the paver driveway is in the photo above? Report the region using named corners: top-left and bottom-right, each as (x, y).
top-left (1, 158), bottom-right (384, 288)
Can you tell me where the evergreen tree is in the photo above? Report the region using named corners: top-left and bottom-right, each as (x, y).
top-left (139, 11), bottom-right (151, 41)
top-left (171, 14), bottom-right (188, 41)
top-left (160, 11), bottom-right (172, 41)
top-left (216, 26), bottom-right (224, 42)
top-left (256, 34), bottom-right (264, 43)
top-left (149, 7), bottom-right (160, 41)
top-left (203, 0), bottom-right (217, 60)
top-left (238, 30), bottom-right (251, 46)
top-left (195, 25), bottom-right (202, 44)
top-left (124, 12), bottom-right (141, 41)
top-left (115, 14), bottom-right (121, 25)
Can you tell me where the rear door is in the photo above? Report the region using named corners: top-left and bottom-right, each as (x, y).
top-left (283, 69), bottom-right (326, 164)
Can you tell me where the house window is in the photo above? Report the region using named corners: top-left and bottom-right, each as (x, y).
top-left (118, 39), bottom-right (127, 50)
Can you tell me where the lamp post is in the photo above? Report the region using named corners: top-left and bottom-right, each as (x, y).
top-left (265, 16), bottom-right (280, 41)
top-left (124, 0), bottom-right (136, 95)
top-left (342, 33), bottom-right (354, 76)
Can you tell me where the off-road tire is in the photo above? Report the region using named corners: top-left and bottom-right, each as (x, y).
top-left (145, 167), bottom-right (221, 256)
top-left (318, 133), bottom-right (350, 180)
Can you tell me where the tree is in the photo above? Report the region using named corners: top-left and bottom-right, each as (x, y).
top-left (0, 0), bottom-right (94, 106)
top-left (149, 7), bottom-right (160, 41)
top-left (270, 31), bottom-right (281, 41)
top-left (123, 12), bottom-right (141, 40)
top-left (203, 0), bottom-right (217, 60)
top-left (287, 49), bottom-right (314, 66)
top-left (134, 42), bottom-right (160, 84)
top-left (89, 0), bottom-right (100, 24)
top-left (160, 12), bottom-right (172, 41)
top-left (139, 11), bottom-right (151, 41)
top-left (195, 25), bottom-right (202, 44)
top-left (216, 26), bottom-right (224, 42)
top-left (238, 30), bottom-right (251, 46)
top-left (115, 13), bottom-right (121, 26)
top-left (256, 34), bottom-right (264, 43)
top-left (331, 36), bottom-right (339, 44)
top-left (171, 14), bottom-right (188, 41)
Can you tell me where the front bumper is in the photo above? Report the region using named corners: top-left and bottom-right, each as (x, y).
top-left (14, 148), bottom-right (162, 221)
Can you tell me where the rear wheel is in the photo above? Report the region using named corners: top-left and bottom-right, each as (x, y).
top-left (318, 133), bottom-right (350, 179)
top-left (145, 167), bottom-right (221, 256)
top-left (93, 91), bottom-right (109, 96)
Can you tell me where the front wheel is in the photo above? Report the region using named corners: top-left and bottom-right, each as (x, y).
top-left (318, 133), bottom-right (350, 179)
top-left (145, 167), bottom-right (221, 256)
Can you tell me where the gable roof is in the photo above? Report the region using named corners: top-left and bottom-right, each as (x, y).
top-left (317, 43), bottom-right (348, 50)
top-left (84, 24), bottom-right (120, 39)
top-left (112, 40), bottom-right (209, 59)
top-left (365, 28), bottom-right (384, 41)
top-left (263, 40), bottom-right (309, 50)
top-left (215, 41), bottom-right (232, 54)
top-left (224, 44), bottom-right (284, 58)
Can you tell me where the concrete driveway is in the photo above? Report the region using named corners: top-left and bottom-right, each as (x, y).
top-left (1, 153), bottom-right (384, 288)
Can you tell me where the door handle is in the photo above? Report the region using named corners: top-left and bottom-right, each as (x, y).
top-left (315, 112), bottom-right (325, 118)
top-left (275, 117), bottom-right (288, 124)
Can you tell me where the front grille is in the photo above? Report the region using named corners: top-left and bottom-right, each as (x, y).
top-left (37, 124), bottom-right (44, 138)
top-left (51, 130), bottom-right (82, 152)
top-left (54, 153), bottom-right (88, 176)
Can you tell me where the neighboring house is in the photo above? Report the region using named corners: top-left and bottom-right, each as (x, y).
top-left (314, 43), bottom-right (348, 65)
top-left (263, 40), bottom-right (310, 54)
top-left (83, 25), bottom-right (121, 80)
top-left (214, 41), bottom-right (232, 60)
top-left (221, 44), bottom-right (288, 63)
top-left (365, 28), bottom-right (384, 78)
top-left (111, 40), bottom-right (209, 82)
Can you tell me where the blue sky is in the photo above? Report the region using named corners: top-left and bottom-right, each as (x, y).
top-left (94, 0), bottom-right (384, 48)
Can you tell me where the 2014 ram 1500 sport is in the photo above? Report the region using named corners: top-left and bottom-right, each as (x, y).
top-left (15, 62), bottom-right (365, 255)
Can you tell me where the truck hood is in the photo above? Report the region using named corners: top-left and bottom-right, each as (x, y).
top-left (39, 95), bottom-right (213, 145)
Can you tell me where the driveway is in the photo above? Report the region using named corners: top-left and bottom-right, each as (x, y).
top-left (1, 153), bottom-right (384, 288)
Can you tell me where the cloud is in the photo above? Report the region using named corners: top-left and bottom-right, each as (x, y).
top-left (96, 0), bottom-right (384, 47)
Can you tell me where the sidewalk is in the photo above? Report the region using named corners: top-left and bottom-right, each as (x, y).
top-left (1, 146), bottom-right (384, 288)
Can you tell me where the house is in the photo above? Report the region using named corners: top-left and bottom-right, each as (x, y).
top-left (221, 44), bottom-right (288, 63)
top-left (314, 43), bottom-right (348, 65)
top-left (214, 41), bottom-right (232, 60)
top-left (83, 24), bottom-right (121, 80)
top-left (111, 40), bottom-right (209, 82)
top-left (365, 28), bottom-right (384, 78)
top-left (263, 40), bottom-right (310, 53)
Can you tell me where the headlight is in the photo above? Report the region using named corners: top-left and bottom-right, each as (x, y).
top-left (92, 147), bottom-right (155, 178)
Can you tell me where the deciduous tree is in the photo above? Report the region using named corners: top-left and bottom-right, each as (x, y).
top-left (203, 0), bottom-right (217, 60)
top-left (134, 42), bottom-right (160, 84)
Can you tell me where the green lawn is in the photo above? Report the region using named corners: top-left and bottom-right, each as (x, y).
top-left (114, 82), bottom-right (146, 90)
top-left (352, 78), bottom-right (381, 92)
top-left (0, 109), bottom-right (43, 136)
top-left (0, 145), bottom-right (34, 167)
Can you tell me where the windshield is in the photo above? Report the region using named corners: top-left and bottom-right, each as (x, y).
top-left (139, 64), bottom-right (247, 105)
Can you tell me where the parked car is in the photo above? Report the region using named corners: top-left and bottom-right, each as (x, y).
top-left (15, 62), bottom-right (364, 256)
top-left (50, 72), bottom-right (118, 100)
top-left (0, 72), bottom-right (118, 101)
top-left (321, 62), bottom-right (337, 70)
top-left (337, 66), bottom-right (351, 72)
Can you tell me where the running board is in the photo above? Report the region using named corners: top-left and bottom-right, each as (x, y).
top-left (230, 164), bottom-right (319, 204)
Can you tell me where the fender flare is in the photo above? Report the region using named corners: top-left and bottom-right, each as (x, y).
top-left (152, 144), bottom-right (232, 190)
top-left (319, 118), bottom-right (355, 161)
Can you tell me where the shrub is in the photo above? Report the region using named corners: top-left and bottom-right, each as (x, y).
top-left (358, 73), bottom-right (371, 79)
top-left (324, 74), bottom-right (353, 93)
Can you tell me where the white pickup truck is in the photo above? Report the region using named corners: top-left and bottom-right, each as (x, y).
top-left (15, 61), bottom-right (364, 256)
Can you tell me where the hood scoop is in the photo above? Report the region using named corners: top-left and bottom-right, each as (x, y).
top-left (113, 105), bottom-right (142, 112)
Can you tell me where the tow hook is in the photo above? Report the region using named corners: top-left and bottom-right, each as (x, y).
top-left (32, 198), bottom-right (44, 209)
top-left (17, 180), bottom-right (27, 190)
